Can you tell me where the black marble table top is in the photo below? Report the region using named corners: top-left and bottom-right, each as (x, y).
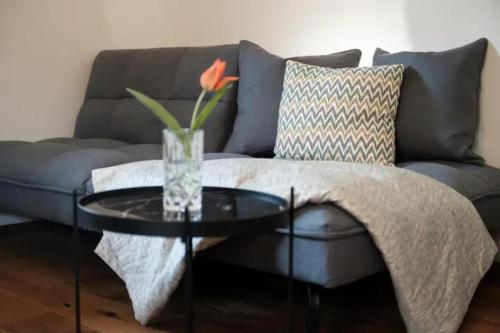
top-left (77, 187), bottom-right (289, 237)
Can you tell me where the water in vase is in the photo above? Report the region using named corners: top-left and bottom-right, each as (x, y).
top-left (163, 129), bottom-right (203, 221)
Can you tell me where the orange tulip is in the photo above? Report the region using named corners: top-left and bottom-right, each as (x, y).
top-left (200, 58), bottom-right (238, 91)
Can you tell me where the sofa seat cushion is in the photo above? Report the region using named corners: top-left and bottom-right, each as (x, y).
top-left (203, 153), bottom-right (251, 161)
top-left (0, 138), bottom-right (162, 223)
top-left (0, 141), bottom-right (29, 151)
top-left (399, 161), bottom-right (500, 231)
top-left (203, 203), bottom-right (382, 288)
top-left (0, 138), bottom-right (162, 194)
top-left (202, 228), bottom-right (384, 288)
top-left (274, 204), bottom-right (364, 240)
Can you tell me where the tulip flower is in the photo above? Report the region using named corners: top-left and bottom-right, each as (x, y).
top-left (192, 58), bottom-right (238, 128)
top-left (126, 58), bottom-right (239, 133)
top-left (199, 58), bottom-right (239, 91)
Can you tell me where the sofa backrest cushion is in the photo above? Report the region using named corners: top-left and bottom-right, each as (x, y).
top-left (74, 45), bottom-right (239, 152)
top-left (373, 38), bottom-right (488, 164)
top-left (223, 40), bottom-right (362, 156)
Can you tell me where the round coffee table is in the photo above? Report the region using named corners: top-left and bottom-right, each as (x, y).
top-left (73, 186), bottom-right (295, 333)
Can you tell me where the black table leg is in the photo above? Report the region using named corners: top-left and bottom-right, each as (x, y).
top-left (184, 208), bottom-right (194, 333)
top-left (288, 187), bottom-right (295, 333)
top-left (72, 191), bottom-right (81, 333)
top-left (305, 284), bottom-right (320, 333)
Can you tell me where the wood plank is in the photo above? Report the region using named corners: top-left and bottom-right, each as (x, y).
top-left (1, 313), bottom-right (98, 333)
top-left (0, 243), bottom-right (128, 303)
top-left (460, 319), bottom-right (500, 333)
top-left (0, 225), bottom-right (129, 303)
top-left (465, 276), bottom-right (500, 326)
top-left (0, 254), bottom-right (165, 333)
top-left (0, 290), bottom-right (48, 326)
top-left (0, 290), bottom-right (98, 333)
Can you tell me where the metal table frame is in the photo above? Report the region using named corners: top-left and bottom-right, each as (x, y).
top-left (72, 186), bottom-right (295, 333)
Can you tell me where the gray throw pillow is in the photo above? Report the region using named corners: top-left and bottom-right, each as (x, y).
top-left (373, 38), bottom-right (488, 164)
top-left (223, 40), bottom-right (362, 156)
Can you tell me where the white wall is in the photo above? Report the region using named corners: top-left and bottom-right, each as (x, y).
top-left (0, 0), bottom-right (499, 167)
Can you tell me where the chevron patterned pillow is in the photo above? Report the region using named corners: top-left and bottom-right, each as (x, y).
top-left (274, 61), bottom-right (404, 165)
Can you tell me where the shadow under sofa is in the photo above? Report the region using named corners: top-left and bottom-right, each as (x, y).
top-left (1, 44), bottom-right (500, 331)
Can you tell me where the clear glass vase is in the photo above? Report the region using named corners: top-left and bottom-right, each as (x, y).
top-left (163, 129), bottom-right (204, 221)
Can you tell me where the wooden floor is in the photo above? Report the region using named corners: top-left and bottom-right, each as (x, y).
top-left (0, 222), bottom-right (499, 333)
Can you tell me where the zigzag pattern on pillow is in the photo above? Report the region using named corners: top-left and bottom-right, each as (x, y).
top-left (274, 61), bottom-right (404, 165)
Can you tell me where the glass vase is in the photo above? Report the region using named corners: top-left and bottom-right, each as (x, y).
top-left (163, 129), bottom-right (204, 221)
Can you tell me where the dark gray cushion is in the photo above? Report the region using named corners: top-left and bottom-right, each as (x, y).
top-left (223, 40), bottom-right (362, 156)
top-left (74, 45), bottom-right (239, 153)
top-left (373, 39), bottom-right (488, 164)
top-left (202, 203), bottom-right (384, 288)
top-left (0, 138), bottom-right (162, 194)
top-left (0, 141), bottom-right (28, 151)
top-left (202, 225), bottom-right (384, 288)
top-left (203, 153), bottom-right (250, 161)
top-left (399, 161), bottom-right (500, 232)
top-left (0, 138), bottom-right (162, 223)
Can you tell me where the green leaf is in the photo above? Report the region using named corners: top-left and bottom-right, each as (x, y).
top-left (192, 84), bottom-right (232, 130)
top-left (126, 88), bottom-right (181, 131)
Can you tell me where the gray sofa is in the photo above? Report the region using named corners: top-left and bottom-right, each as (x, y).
top-left (1, 42), bottom-right (500, 328)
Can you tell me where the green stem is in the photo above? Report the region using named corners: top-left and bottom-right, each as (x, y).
top-left (182, 134), bottom-right (192, 160)
top-left (190, 89), bottom-right (206, 129)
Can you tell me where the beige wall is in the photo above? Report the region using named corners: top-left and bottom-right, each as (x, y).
top-left (0, 0), bottom-right (179, 141)
top-left (1, 0), bottom-right (499, 167)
